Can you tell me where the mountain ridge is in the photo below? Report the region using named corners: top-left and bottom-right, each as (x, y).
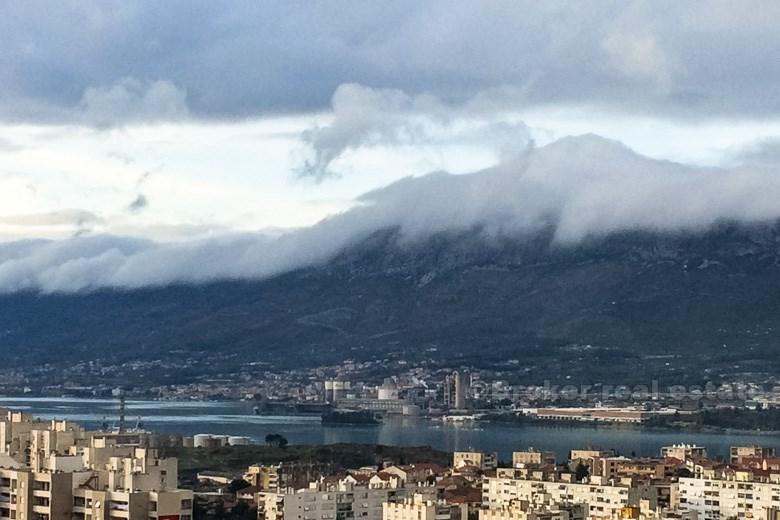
top-left (3, 221), bottom-right (780, 387)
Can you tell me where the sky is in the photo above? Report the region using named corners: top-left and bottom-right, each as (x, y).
top-left (2, 1), bottom-right (780, 291)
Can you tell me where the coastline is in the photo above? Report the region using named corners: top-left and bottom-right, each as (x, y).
top-left (477, 414), bottom-right (780, 437)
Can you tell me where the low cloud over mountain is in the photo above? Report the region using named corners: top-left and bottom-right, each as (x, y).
top-left (2, 134), bottom-right (780, 293)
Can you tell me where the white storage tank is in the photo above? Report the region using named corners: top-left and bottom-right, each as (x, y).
top-left (213, 435), bottom-right (231, 447)
top-left (228, 436), bottom-right (252, 446)
top-left (193, 434), bottom-right (213, 448)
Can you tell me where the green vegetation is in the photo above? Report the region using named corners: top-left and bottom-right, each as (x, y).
top-left (700, 408), bottom-right (780, 431)
top-left (645, 409), bottom-right (780, 432)
top-left (574, 462), bottom-right (589, 482)
top-left (264, 433), bottom-right (289, 449)
top-left (160, 443), bottom-right (450, 475)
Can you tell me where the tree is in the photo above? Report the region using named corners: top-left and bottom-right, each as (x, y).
top-left (575, 462), bottom-right (590, 482)
top-left (265, 433), bottom-right (289, 449)
top-left (228, 478), bottom-right (251, 494)
top-left (229, 501), bottom-right (253, 520)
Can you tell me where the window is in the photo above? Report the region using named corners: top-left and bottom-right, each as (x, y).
top-left (32, 497), bottom-right (50, 507)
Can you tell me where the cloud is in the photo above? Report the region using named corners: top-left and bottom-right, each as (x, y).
top-left (0, 137), bottom-right (23, 152)
top-left (78, 78), bottom-right (189, 126)
top-left (603, 29), bottom-right (672, 92)
top-left (3, 134), bottom-right (780, 293)
top-left (2, 2), bottom-right (780, 123)
top-left (0, 209), bottom-right (104, 241)
top-left (126, 194), bottom-right (148, 213)
top-left (296, 83), bottom-right (530, 180)
top-left (732, 138), bottom-right (780, 167)
top-left (0, 209), bottom-right (102, 227)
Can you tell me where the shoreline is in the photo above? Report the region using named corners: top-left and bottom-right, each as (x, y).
top-left (3, 396), bottom-right (778, 437)
top-left (476, 415), bottom-right (780, 436)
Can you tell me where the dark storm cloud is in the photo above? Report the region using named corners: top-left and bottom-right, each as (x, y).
top-left (1, 1), bottom-right (780, 124)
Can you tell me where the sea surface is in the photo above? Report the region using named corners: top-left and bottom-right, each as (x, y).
top-left (1, 397), bottom-right (777, 461)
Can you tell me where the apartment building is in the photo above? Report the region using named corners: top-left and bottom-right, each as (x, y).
top-left (592, 457), bottom-right (672, 482)
top-left (512, 451), bottom-right (556, 468)
top-left (660, 445), bottom-right (707, 461)
top-left (381, 464), bottom-right (447, 484)
top-left (453, 452), bottom-right (498, 471)
top-left (479, 499), bottom-right (587, 520)
top-left (1, 411), bottom-right (85, 467)
top-left (383, 494), bottom-right (467, 520)
top-left (678, 470), bottom-right (780, 520)
top-left (0, 468), bottom-right (74, 520)
top-left (245, 465), bottom-right (281, 491)
top-left (0, 409), bottom-right (192, 520)
top-left (70, 487), bottom-right (193, 520)
top-left (483, 473), bottom-right (635, 519)
top-left (258, 479), bottom-right (409, 520)
top-left (731, 446), bottom-right (777, 465)
top-left (568, 449), bottom-right (615, 463)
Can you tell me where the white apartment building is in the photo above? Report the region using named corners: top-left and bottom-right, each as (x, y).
top-left (483, 474), bottom-right (635, 520)
top-left (258, 480), bottom-right (409, 520)
top-left (678, 471), bottom-right (780, 520)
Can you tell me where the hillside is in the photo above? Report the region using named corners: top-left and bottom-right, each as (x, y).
top-left (2, 222), bottom-right (780, 386)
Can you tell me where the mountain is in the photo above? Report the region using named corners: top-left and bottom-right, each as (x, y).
top-left (3, 135), bottom-right (780, 389)
top-left (3, 221), bottom-right (780, 387)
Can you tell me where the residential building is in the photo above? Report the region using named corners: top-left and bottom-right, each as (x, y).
top-left (479, 499), bottom-right (587, 520)
top-left (453, 452), bottom-right (497, 471)
top-left (483, 473), bottom-right (635, 520)
top-left (731, 446), bottom-right (777, 465)
top-left (258, 478), bottom-right (409, 520)
top-left (660, 445), bottom-right (707, 462)
top-left (0, 409), bottom-right (192, 520)
top-left (512, 451), bottom-right (556, 468)
top-left (383, 494), bottom-right (467, 520)
top-left (245, 465), bottom-right (281, 491)
top-left (678, 470), bottom-right (780, 520)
